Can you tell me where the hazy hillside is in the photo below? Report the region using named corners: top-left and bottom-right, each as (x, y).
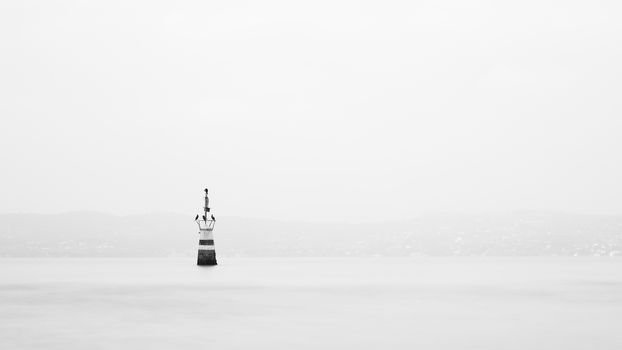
top-left (0, 212), bottom-right (621, 257)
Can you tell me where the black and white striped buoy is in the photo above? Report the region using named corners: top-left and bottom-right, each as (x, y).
top-left (195, 188), bottom-right (217, 265)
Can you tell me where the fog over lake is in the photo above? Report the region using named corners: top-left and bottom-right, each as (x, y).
top-left (2, 0), bottom-right (622, 348)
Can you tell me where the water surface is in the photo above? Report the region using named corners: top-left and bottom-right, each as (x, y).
top-left (1, 258), bottom-right (621, 349)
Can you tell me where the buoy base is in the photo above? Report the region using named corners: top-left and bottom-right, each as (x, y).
top-left (197, 250), bottom-right (217, 266)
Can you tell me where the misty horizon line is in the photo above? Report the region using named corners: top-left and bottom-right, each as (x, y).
top-left (3, 209), bottom-right (622, 223)
top-left (3, 208), bottom-right (621, 257)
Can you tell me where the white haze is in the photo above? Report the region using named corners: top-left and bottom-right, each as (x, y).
top-left (1, 1), bottom-right (622, 222)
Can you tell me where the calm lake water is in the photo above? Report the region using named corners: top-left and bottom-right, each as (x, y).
top-left (1, 257), bottom-right (621, 349)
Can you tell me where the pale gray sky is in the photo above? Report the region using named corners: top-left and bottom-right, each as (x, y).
top-left (1, 0), bottom-right (621, 221)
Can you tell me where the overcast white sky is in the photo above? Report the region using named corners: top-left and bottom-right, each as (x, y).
top-left (1, 0), bottom-right (621, 221)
